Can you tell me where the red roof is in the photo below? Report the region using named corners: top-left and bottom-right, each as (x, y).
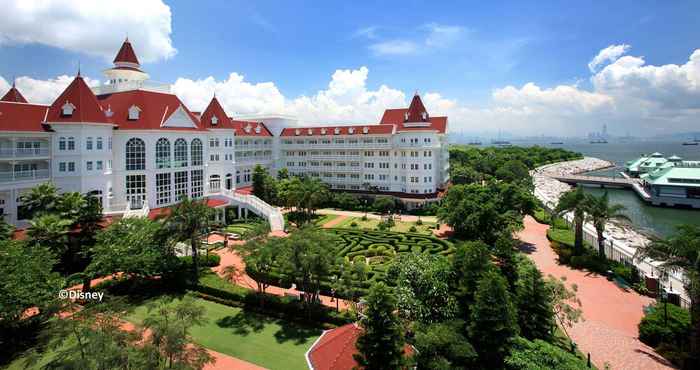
top-left (147, 198), bottom-right (230, 220)
top-left (280, 124), bottom-right (393, 137)
top-left (308, 324), bottom-right (413, 370)
top-left (113, 38), bottom-right (140, 66)
top-left (0, 101), bottom-right (50, 132)
top-left (97, 90), bottom-right (206, 131)
top-left (230, 120), bottom-right (273, 137)
top-left (1, 85), bottom-right (28, 103)
top-left (379, 111), bottom-right (447, 133)
top-left (201, 97), bottom-right (236, 129)
top-left (46, 76), bottom-right (111, 124)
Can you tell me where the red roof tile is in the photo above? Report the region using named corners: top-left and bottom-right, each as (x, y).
top-left (0, 101), bottom-right (50, 132)
top-left (280, 124), bottom-right (393, 137)
top-left (406, 93), bottom-right (428, 122)
top-left (230, 120), bottom-right (273, 137)
top-left (97, 90), bottom-right (206, 131)
top-left (113, 38), bottom-right (140, 66)
top-left (46, 76), bottom-right (112, 124)
top-left (201, 97), bottom-right (236, 129)
top-left (379, 97), bottom-right (447, 134)
top-left (1, 85), bottom-right (28, 103)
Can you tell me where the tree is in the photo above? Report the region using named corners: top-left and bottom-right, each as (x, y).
top-left (635, 224), bottom-right (700, 367)
top-left (239, 236), bottom-right (279, 302)
top-left (389, 253), bottom-right (458, 324)
top-left (277, 167), bottom-right (289, 180)
top-left (332, 192), bottom-right (360, 211)
top-left (413, 320), bottom-right (477, 369)
top-left (584, 191), bottom-right (629, 258)
top-left (554, 187), bottom-right (587, 254)
top-left (0, 217), bottom-right (14, 241)
top-left (451, 240), bottom-right (493, 313)
top-left (277, 227), bottom-right (336, 308)
top-left (142, 296), bottom-right (214, 369)
top-left (505, 337), bottom-right (590, 370)
top-left (547, 275), bottom-right (583, 341)
top-left (252, 164), bottom-right (271, 201)
top-left (332, 258), bottom-right (368, 311)
top-left (468, 269), bottom-right (519, 367)
top-left (354, 282), bottom-right (406, 369)
top-left (18, 182), bottom-right (60, 218)
top-left (495, 159), bottom-right (531, 183)
top-left (515, 259), bottom-right (554, 340)
top-left (373, 197), bottom-right (396, 214)
top-left (88, 217), bottom-right (177, 279)
top-left (450, 164), bottom-right (482, 185)
top-left (166, 197), bottom-right (213, 282)
top-left (494, 233), bottom-right (520, 290)
top-left (279, 176), bottom-right (330, 224)
top-left (26, 213), bottom-right (72, 255)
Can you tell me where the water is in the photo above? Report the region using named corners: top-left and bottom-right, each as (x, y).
top-left (515, 139), bottom-right (700, 237)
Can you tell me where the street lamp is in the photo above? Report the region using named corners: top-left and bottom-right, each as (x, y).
top-left (661, 289), bottom-right (668, 326)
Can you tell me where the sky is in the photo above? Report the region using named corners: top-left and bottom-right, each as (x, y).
top-left (1, 0), bottom-right (699, 137)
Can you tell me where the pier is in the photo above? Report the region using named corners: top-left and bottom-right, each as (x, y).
top-left (552, 174), bottom-right (636, 189)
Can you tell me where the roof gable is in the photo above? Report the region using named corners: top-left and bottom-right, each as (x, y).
top-left (162, 105), bottom-right (198, 128)
top-left (113, 38), bottom-right (140, 66)
top-left (0, 102), bottom-right (50, 132)
top-left (201, 97), bottom-right (234, 129)
top-left (406, 93), bottom-right (429, 122)
top-left (1, 85), bottom-right (28, 103)
top-left (97, 90), bottom-right (206, 131)
top-left (46, 76), bottom-right (111, 124)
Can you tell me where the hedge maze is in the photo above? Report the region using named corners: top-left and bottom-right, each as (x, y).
top-left (328, 228), bottom-right (455, 284)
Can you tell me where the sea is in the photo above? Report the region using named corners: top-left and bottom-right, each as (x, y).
top-left (475, 139), bottom-right (700, 237)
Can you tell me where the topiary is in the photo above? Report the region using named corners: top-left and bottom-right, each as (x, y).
top-left (350, 221), bottom-right (358, 228)
top-left (409, 226), bottom-right (417, 232)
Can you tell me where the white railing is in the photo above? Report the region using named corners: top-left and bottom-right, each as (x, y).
top-left (122, 201), bottom-right (149, 219)
top-left (219, 188), bottom-right (285, 231)
top-left (0, 169), bottom-right (50, 183)
top-left (92, 80), bottom-right (171, 95)
top-left (0, 148), bottom-right (50, 158)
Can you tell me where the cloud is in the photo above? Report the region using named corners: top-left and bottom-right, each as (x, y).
top-left (588, 44), bottom-right (630, 72)
top-left (0, 75), bottom-right (100, 104)
top-left (424, 23), bottom-right (465, 48)
top-left (0, 0), bottom-right (176, 63)
top-left (369, 40), bottom-right (420, 56)
top-left (492, 82), bottom-right (613, 114)
top-left (353, 26), bottom-right (379, 39)
top-left (369, 23), bottom-right (464, 56)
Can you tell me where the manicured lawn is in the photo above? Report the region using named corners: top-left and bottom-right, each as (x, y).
top-left (127, 297), bottom-right (321, 370)
top-left (547, 227), bottom-right (576, 247)
top-left (334, 216), bottom-right (436, 235)
top-left (313, 213), bottom-right (338, 226)
top-left (224, 220), bottom-right (265, 236)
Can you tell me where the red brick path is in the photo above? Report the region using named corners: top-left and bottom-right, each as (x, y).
top-left (516, 216), bottom-right (675, 370)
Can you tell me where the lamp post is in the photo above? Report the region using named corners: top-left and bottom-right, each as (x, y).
top-left (661, 289), bottom-right (668, 326)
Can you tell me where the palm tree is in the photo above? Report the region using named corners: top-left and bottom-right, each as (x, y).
top-left (584, 191), bottom-right (629, 258)
top-left (0, 217), bottom-right (14, 241)
top-left (635, 225), bottom-right (700, 367)
top-left (166, 197), bottom-right (213, 283)
top-left (554, 187), bottom-right (587, 254)
top-left (19, 182), bottom-right (60, 217)
top-left (27, 213), bottom-right (72, 254)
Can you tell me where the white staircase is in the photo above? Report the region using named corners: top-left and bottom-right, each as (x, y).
top-left (123, 202), bottom-right (150, 218)
top-left (219, 189), bottom-right (285, 231)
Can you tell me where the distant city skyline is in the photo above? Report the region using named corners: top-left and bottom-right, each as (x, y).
top-left (1, 0), bottom-right (700, 137)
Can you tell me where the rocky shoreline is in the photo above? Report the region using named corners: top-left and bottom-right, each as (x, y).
top-left (532, 157), bottom-right (651, 249)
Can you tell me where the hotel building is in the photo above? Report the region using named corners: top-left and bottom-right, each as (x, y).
top-left (0, 39), bottom-right (448, 226)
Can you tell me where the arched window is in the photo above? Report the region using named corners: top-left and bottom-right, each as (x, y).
top-left (191, 138), bottom-right (203, 166)
top-left (125, 138), bottom-right (146, 171)
top-left (174, 139), bottom-right (187, 167)
top-left (156, 138), bottom-right (171, 169)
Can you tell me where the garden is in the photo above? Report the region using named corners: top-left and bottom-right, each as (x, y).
top-left (333, 216), bottom-right (438, 235)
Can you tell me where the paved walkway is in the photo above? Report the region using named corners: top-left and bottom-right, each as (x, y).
top-left (321, 214), bottom-right (348, 228)
top-left (516, 216), bottom-right (675, 370)
top-left (316, 208), bottom-right (438, 223)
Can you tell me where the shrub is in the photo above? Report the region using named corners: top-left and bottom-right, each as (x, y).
top-left (639, 303), bottom-right (691, 348)
top-left (361, 215), bottom-right (368, 221)
top-left (179, 254), bottom-right (221, 267)
top-left (416, 219), bottom-right (423, 226)
top-left (350, 221), bottom-right (358, 228)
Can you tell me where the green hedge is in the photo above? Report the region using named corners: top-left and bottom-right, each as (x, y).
top-left (639, 303), bottom-right (691, 367)
top-left (179, 254), bottom-right (220, 267)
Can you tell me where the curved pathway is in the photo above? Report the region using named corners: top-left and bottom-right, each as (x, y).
top-left (516, 216), bottom-right (674, 370)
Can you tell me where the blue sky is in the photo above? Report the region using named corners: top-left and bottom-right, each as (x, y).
top-left (1, 0), bottom-right (700, 136)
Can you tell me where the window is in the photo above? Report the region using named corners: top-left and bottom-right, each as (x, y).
top-left (86, 137), bottom-right (93, 150)
top-left (108, 137), bottom-right (112, 150)
top-left (61, 102), bottom-right (75, 116)
top-left (126, 174), bottom-right (146, 209)
top-left (191, 138), bottom-right (203, 166)
top-left (59, 162), bottom-right (66, 172)
top-left (68, 137), bottom-right (75, 150)
top-left (191, 169), bottom-right (203, 199)
top-left (125, 138), bottom-right (146, 170)
top-left (68, 162), bottom-right (75, 172)
top-left (96, 161), bottom-right (103, 170)
top-left (96, 137), bottom-right (103, 150)
top-left (156, 173), bottom-right (171, 205)
top-left (59, 137), bottom-right (66, 151)
top-left (174, 171), bottom-right (188, 201)
top-left (174, 139), bottom-right (188, 167)
top-left (86, 161), bottom-right (93, 171)
top-left (128, 105), bottom-right (141, 120)
top-left (156, 138), bottom-right (171, 169)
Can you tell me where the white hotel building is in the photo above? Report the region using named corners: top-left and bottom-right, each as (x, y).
top-left (0, 39), bottom-right (448, 226)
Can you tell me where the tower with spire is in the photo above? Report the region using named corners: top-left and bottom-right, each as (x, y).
top-left (101, 38), bottom-right (150, 93)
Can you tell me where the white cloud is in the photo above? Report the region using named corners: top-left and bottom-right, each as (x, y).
top-left (424, 24), bottom-right (465, 48)
top-left (492, 82), bottom-right (613, 114)
top-left (0, 74), bottom-right (100, 104)
top-left (0, 0), bottom-right (176, 63)
top-left (588, 44), bottom-right (631, 72)
top-left (353, 26), bottom-right (379, 40)
top-left (369, 40), bottom-right (419, 56)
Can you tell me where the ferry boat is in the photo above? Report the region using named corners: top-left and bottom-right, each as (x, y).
top-left (590, 139), bottom-right (608, 144)
top-left (550, 141), bottom-right (564, 145)
top-left (626, 153), bottom-right (700, 209)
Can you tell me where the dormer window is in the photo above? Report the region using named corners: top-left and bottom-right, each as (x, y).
top-left (421, 111), bottom-right (428, 120)
top-left (404, 112), bottom-right (409, 121)
top-left (334, 128), bottom-right (340, 135)
top-left (244, 124), bottom-right (252, 134)
top-left (321, 128), bottom-right (327, 135)
top-left (363, 126), bottom-right (369, 134)
top-left (128, 105), bottom-right (141, 120)
top-left (255, 125), bottom-right (261, 134)
top-left (348, 127), bottom-right (355, 134)
top-left (211, 116), bottom-right (219, 125)
top-left (295, 129), bottom-right (301, 136)
top-left (307, 129), bottom-right (313, 135)
top-left (61, 102), bottom-right (75, 117)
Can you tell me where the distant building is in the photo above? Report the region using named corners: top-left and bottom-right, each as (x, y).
top-left (627, 153), bottom-right (700, 208)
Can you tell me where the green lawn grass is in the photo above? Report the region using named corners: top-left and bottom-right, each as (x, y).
top-left (313, 213), bottom-right (338, 226)
top-left (127, 297), bottom-right (321, 370)
top-left (334, 216), bottom-right (380, 230)
top-left (547, 227), bottom-right (576, 247)
top-left (334, 216), bottom-right (436, 235)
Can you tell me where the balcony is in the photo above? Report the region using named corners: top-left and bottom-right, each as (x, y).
top-left (0, 169), bottom-right (50, 183)
top-left (0, 148), bottom-right (50, 159)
